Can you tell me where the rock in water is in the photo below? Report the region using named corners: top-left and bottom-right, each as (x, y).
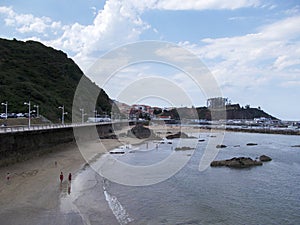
top-left (259, 155), bottom-right (272, 162)
top-left (210, 157), bottom-right (262, 168)
top-left (166, 132), bottom-right (189, 139)
top-left (127, 124), bottom-right (151, 139)
top-left (216, 144), bottom-right (227, 148)
top-left (127, 124), bottom-right (161, 140)
top-left (246, 143), bottom-right (258, 146)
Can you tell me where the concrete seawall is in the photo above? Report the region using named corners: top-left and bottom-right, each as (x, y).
top-left (0, 122), bottom-right (126, 167)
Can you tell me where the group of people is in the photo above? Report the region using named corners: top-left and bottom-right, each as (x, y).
top-left (4, 163), bottom-right (73, 190)
top-left (60, 172), bottom-right (72, 183)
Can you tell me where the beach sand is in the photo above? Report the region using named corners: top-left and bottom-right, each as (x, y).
top-left (0, 124), bottom-right (208, 224)
top-left (0, 139), bottom-right (125, 224)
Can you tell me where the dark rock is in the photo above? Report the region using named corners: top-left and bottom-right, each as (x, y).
top-left (246, 143), bottom-right (258, 146)
top-left (127, 124), bottom-right (151, 139)
top-left (216, 144), bottom-right (227, 148)
top-left (127, 124), bottom-right (161, 140)
top-left (109, 151), bottom-right (125, 154)
top-left (210, 157), bottom-right (263, 168)
top-left (291, 145), bottom-right (300, 147)
top-left (259, 155), bottom-right (272, 162)
top-left (100, 134), bottom-right (118, 139)
top-left (166, 132), bottom-right (189, 139)
top-left (175, 146), bottom-right (195, 151)
top-left (165, 132), bottom-right (197, 139)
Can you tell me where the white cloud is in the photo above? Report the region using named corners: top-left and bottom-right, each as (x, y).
top-left (281, 80), bottom-right (300, 87)
top-left (180, 15), bottom-right (300, 90)
top-left (127, 0), bottom-right (261, 11)
top-left (153, 0), bottom-right (261, 10)
top-left (0, 6), bottom-right (62, 35)
top-left (0, 0), bottom-right (263, 71)
top-left (45, 0), bottom-right (151, 71)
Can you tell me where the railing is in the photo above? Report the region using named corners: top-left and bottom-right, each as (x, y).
top-left (0, 120), bottom-right (128, 134)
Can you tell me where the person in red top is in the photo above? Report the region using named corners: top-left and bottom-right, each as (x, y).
top-left (68, 173), bottom-right (72, 182)
top-left (60, 172), bottom-right (63, 183)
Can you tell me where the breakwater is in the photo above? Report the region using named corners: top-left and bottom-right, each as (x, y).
top-left (197, 125), bottom-right (300, 135)
top-left (0, 122), bottom-right (126, 166)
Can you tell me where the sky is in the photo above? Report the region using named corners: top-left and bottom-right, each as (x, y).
top-left (0, 0), bottom-right (299, 120)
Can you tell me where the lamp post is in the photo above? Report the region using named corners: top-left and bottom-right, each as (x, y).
top-left (1, 101), bottom-right (8, 120)
top-left (94, 109), bottom-right (97, 122)
top-left (80, 108), bottom-right (86, 124)
top-left (34, 105), bottom-right (39, 118)
top-left (58, 105), bottom-right (67, 125)
top-left (24, 101), bottom-right (31, 128)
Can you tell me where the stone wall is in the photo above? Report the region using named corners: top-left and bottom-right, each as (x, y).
top-left (0, 122), bottom-right (125, 166)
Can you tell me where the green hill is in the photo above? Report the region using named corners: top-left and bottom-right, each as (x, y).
top-left (0, 38), bottom-right (112, 123)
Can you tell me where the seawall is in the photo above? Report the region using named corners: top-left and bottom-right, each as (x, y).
top-left (0, 122), bottom-right (126, 167)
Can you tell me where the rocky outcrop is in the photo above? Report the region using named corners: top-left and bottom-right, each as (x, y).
top-left (166, 132), bottom-right (195, 139)
top-left (127, 124), bottom-right (160, 140)
top-left (246, 143), bottom-right (258, 146)
top-left (216, 144), bottom-right (227, 148)
top-left (175, 146), bottom-right (195, 151)
top-left (127, 124), bottom-right (151, 139)
top-left (259, 155), bottom-right (272, 162)
top-left (210, 157), bottom-right (263, 168)
top-left (100, 134), bottom-right (117, 139)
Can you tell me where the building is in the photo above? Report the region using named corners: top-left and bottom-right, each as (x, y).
top-left (207, 97), bottom-right (229, 109)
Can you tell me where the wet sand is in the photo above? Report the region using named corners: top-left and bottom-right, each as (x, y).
top-left (0, 139), bottom-right (124, 225)
top-left (0, 125), bottom-right (208, 224)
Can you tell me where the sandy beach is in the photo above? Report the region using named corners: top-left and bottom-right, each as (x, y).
top-left (0, 125), bottom-right (209, 224)
top-left (0, 138), bottom-right (125, 225)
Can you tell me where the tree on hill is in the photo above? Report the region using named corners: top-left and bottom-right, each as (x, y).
top-left (0, 38), bottom-right (112, 123)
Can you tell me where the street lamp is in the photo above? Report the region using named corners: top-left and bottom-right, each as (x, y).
top-left (94, 109), bottom-right (97, 122)
top-left (58, 105), bottom-right (67, 125)
top-left (24, 101), bottom-right (31, 128)
top-left (1, 101), bottom-right (8, 120)
top-left (80, 108), bottom-right (87, 124)
top-left (34, 105), bottom-right (39, 118)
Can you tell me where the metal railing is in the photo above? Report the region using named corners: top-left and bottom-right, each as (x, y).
top-left (0, 120), bottom-right (127, 134)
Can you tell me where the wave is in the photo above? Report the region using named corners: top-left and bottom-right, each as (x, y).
top-left (103, 187), bottom-right (133, 225)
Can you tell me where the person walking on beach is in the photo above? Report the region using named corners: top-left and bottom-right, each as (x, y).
top-left (60, 172), bottom-right (63, 183)
top-left (6, 172), bottom-right (10, 184)
top-left (68, 173), bottom-right (72, 182)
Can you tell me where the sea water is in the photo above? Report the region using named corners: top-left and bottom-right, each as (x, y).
top-left (62, 131), bottom-right (300, 225)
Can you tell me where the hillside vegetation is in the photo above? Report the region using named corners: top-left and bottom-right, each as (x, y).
top-left (161, 105), bottom-right (277, 121)
top-left (0, 38), bottom-right (112, 123)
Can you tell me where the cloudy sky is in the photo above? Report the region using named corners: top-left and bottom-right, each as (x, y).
top-left (0, 0), bottom-right (299, 120)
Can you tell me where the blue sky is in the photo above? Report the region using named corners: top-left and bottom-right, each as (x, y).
top-left (0, 0), bottom-right (300, 120)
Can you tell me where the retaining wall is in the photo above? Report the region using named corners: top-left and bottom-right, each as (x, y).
top-left (0, 122), bottom-right (126, 166)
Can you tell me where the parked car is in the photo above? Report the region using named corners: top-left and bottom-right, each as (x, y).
top-left (7, 113), bottom-right (17, 118)
top-left (16, 113), bottom-right (25, 118)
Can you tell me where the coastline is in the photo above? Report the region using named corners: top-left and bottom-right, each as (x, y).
top-left (184, 124), bottom-right (300, 136)
top-left (0, 124), bottom-right (298, 224)
top-left (0, 125), bottom-right (184, 224)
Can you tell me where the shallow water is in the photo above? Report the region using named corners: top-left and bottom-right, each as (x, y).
top-left (61, 131), bottom-right (300, 225)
